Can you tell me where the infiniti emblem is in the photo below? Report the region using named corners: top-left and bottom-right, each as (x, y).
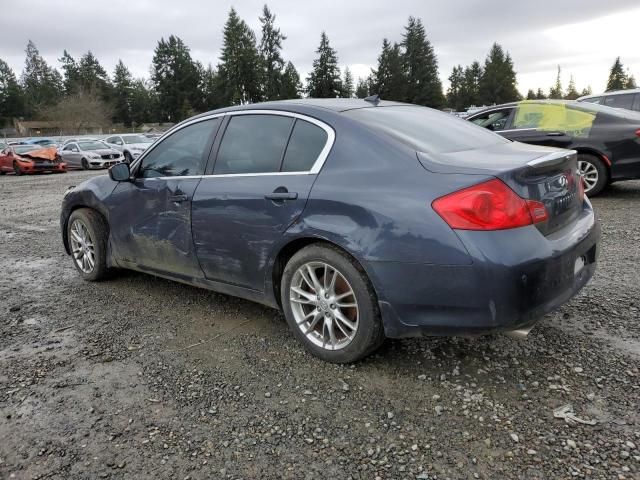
top-left (558, 175), bottom-right (568, 188)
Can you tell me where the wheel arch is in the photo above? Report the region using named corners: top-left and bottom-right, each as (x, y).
top-left (62, 205), bottom-right (109, 255)
top-left (574, 147), bottom-right (611, 178)
top-left (269, 236), bottom-right (379, 309)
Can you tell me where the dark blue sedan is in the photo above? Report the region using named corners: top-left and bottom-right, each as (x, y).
top-left (60, 99), bottom-right (599, 363)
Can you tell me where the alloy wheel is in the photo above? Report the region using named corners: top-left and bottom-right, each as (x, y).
top-left (70, 220), bottom-right (96, 273)
top-left (289, 262), bottom-right (359, 351)
top-left (578, 160), bottom-right (598, 193)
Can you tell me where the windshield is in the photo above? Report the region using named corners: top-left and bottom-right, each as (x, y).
top-left (15, 145), bottom-right (39, 154)
top-left (78, 141), bottom-right (108, 151)
top-left (344, 106), bottom-right (509, 154)
top-left (123, 135), bottom-right (153, 144)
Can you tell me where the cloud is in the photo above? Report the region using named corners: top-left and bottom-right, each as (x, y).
top-left (1, 0), bottom-right (639, 94)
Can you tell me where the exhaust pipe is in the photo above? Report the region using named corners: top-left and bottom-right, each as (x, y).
top-left (505, 326), bottom-right (534, 339)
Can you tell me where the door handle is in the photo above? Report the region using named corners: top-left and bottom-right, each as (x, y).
top-left (170, 194), bottom-right (189, 202)
top-left (265, 192), bottom-right (298, 201)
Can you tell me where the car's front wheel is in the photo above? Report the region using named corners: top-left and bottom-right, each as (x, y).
top-left (281, 244), bottom-right (384, 363)
top-left (67, 208), bottom-right (109, 281)
top-left (578, 153), bottom-right (608, 196)
top-left (81, 158), bottom-right (89, 170)
top-left (13, 162), bottom-right (21, 176)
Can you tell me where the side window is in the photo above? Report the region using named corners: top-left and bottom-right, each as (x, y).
top-left (214, 115), bottom-right (293, 174)
top-left (139, 118), bottom-right (219, 178)
top-left (604, 93), bottom-right (635, 110)
top-left (470, 110), bottom-right (512, 131)
top-left (281, 120), bottom-right (328, 172)
top-left (582, 96), bottom-right (602, 104)
top-left (104, 137), bottom-right (114, 144)
top-left (63, 144), bottom-right (75, 151)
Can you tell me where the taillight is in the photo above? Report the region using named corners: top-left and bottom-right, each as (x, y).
top-left (635, 128), bottom-right (640, 138)
top-left (432, 178), bottom-right (548, 231)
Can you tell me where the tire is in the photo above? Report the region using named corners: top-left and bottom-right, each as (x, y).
top-left (13, 162), bottom-right (21, 176)
top-left (67, 208), bottom-right (109, 281)
top-left (124, 151), bottom-right (132, 163)
top-left (81, 158), bottom-right (89, 170)
top-left (280, 244), bottom-right (384, 363)
top-left (578, 153), bottom-right (608, 197)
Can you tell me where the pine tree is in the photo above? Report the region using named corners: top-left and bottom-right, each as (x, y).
top-left (77, 51), bottom-right (111, 99)
top-left (199, 63), bottom-right (221, 110)
top-left (130, 79), bottom-right (156, 126)
top-left (21, 40), bottom-right (63, 114)
top-left (218, 8), bottom-right (263, 105)
top-left (548, 65), bottom-right (563, 99)
top-left (535, 88), bottom-right (547, 99)
top-left (112, 60), bottom-right (133, 126)
top-left (525, 89), bottom-right (536, 100)
top-left (460, 61), bottom-right (483, 107)
top-left (606, 57), bottom-right (627, 91)
top-left (446, 65), bottom-right (464, 110)
top-left (626, 74), bottom-right (637, 89)
top-left (306, 32), bottom-right (342, 98)
top-left (401, 17), bottom-right (444, 107)
top-left (59, 50), bottom-right (80, 95)
top-left (479, 43), bottom-right (519, 105)
top-left (281, 61), bottom-right (302, 99)
top-left (259, 5), bottom-right (286, 101)
top-left (355, 77), bottom-right (370, 98)
top-left (151, 35), bottom-right (200, 121)
top-left (0, 59), bottom-right (25, 126)
top-left (373, 39), bottom-right (405, 101)
top-left (564, 75), bottom-right (579, 100)
top-left (341, 67), bottom-right (354, 98)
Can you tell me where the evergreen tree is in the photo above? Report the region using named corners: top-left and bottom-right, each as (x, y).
top-left (460, 61), bottom-right (482, 107)
top-left (580, 86), bottom-right (592, 97)
top-left (259, 5), bottom-right (286, 100)
top-left (401, 17), bottom-right (444, 107)
top-left (218, 8), bottom-right (262, 105)
top-left (21, 40), bottom-right (63, 114)
top-left (151, 35), bottom-right (200, 121)
top-left (355, 77), bottom-right (370, 98)
top-left (525, 89), bottom-right (536, 100)
top-left (112, 60), bottom-right (133, 126)
top-left (373, 39), bottom-right (405, 101)
top-left (77, 51), bottom-right (111, 100)
top-left (280, 61), bottom-right (302, 99)
top-left (199, 63), bottom-right (221, 110)
top-left (130, 79), bottom-right (156, 126)
top-left (564, 75), bottom-right (580, 100)
top-left (446, 65), bottom-right (465, 110)
top-left (626, 73), bottom-right (637, 89)
top-left (606, 57), bottom-right (627, 91)
top-left (548, 65), bottom-right (563, 99)
top-left (535, 88), bottom-right (547, 99)
top-left (0, 59), bottom-right (25, 125)
top-left (341, 66), bottom-right (354, 98)
top-left (59, 50), bottom-right (80, 95)
top-left (478, 43), bottom-right (519, 105)
top-left (306, 32), bottom-right (342, 98)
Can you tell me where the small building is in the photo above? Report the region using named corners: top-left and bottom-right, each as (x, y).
top-left (13, 120), bottom-right (104, 137)
top-left (139, 123), bottom-right (175, 134)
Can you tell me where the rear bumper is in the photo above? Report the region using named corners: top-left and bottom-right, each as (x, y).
top-left (367, 200), bottom-right (600, 338)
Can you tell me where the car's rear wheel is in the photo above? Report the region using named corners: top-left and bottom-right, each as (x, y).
top-left (13, 162), bottom-right (21, 176)
top-left (81, 158), bottom-right (89, 170)
top-left (67, 208), bottom-right (109, 281)
top-left (281, 244), bottom-right (384, 363)
top-left (578, 153), bottom-right (607, 196)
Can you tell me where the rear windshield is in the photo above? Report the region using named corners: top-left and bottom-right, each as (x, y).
top-left (15, 145), bottom-right (39, 154)
top-left (78, 141), bottom-right (108, 151)
top-left (345, 106), bottom-right (509, 154)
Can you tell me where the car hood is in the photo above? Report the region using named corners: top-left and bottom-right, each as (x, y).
top-left (83, 149), bottom-right (121, 156)
top-left (18, 147), bottom-right (58, 161)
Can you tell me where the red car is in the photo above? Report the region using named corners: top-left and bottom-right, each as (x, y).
top-left (0, 145), bottom-right (67, 175)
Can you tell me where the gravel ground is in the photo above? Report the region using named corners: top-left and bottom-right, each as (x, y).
top-left (0, 171), bottom-right (639, 480)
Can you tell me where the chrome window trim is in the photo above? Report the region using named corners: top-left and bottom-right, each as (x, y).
top-left (496, 127), bottom-right (537, 134)
top-left (131, 109), bottom-right (335, 179)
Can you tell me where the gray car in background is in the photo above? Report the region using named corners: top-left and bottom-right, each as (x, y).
top-left (101, 134), bottom-right (154, 163)
top-left (59, 140), bottom-right (124, 170)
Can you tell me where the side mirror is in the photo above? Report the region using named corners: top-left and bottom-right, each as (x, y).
top-left (109, 162), bottom-right (131, 182)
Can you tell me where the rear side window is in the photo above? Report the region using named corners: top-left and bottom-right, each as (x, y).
top-left (604, 93), bottom-right (635, 110)
top-left (345, 106), bottom-right (509, 154)
top-left (215, 115), bottom-right (293, 174)
top-left (581, 97), bottom-right (602, 104)
top-left (281, 120), bottom-right (328, 172)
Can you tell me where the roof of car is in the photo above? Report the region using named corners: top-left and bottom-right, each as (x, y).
top-left (578, 88), bottom-right (640, 100)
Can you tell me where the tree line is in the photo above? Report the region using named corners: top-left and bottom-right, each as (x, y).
top-left (0, 4), bottom-right (638, 130)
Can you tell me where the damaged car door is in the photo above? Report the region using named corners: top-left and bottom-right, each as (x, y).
top-left (108, 118), bottom-right (221, 279)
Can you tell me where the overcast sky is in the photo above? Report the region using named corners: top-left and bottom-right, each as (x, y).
top-left (1, 0), bottom-right (639, 96)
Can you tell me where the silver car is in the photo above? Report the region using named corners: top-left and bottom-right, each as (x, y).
top-left (59, 141), bottom-right (124, 170)
top-left (101, 134), bottom-right (154, 163)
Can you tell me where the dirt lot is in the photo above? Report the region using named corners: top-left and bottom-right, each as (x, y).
top-left (0, 171), bottom-right (638, 480)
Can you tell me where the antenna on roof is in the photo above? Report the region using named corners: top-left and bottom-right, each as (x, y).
top-left (364, 94), bottom-right (381, 106)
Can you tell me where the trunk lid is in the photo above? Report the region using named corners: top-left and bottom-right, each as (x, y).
top-left (418, 142), bottom-right (583, 235)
